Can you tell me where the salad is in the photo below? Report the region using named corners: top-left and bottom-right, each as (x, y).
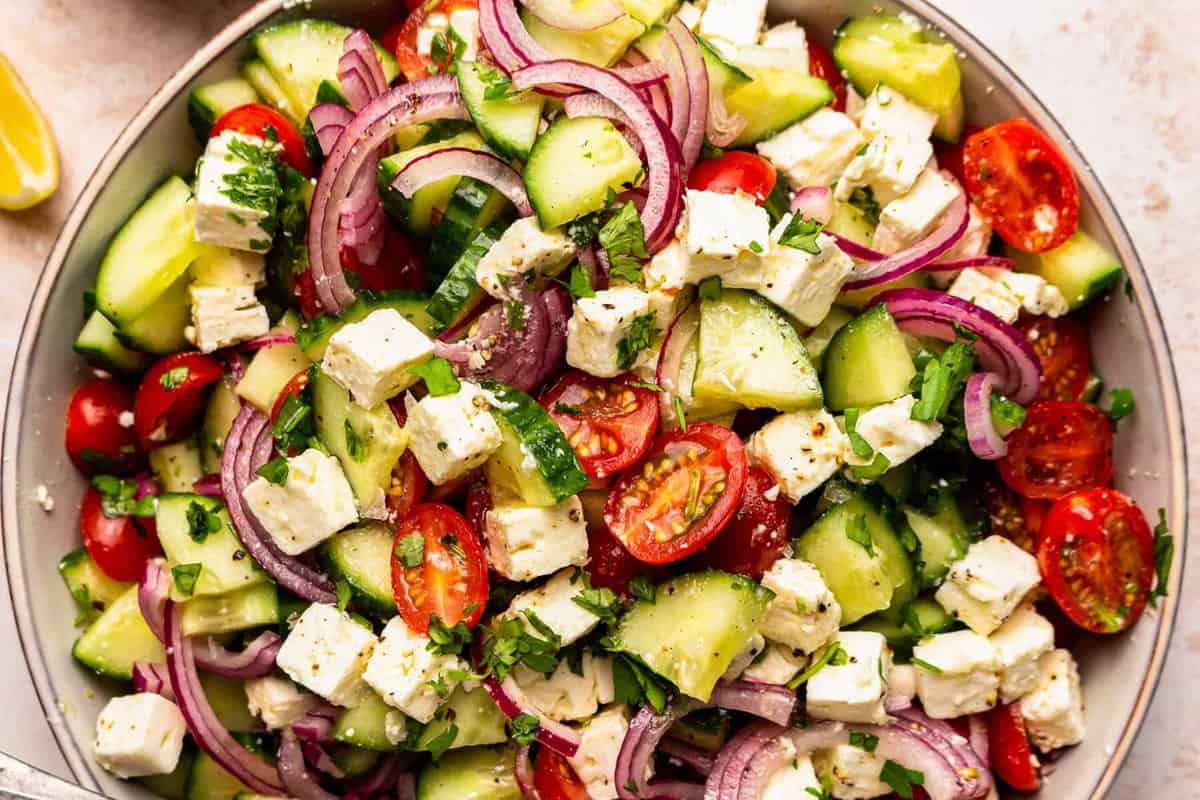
top-left (57, 1), bottom-right (1173, 799)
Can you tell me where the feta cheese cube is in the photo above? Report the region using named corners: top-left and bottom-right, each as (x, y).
top-left (741, 643), bottom-right (808, 685)
top-left (912, 630), bottom-right (1002, 719)
top-left (887, 663), bottom-right (917, 707)
top-left (757, 110), bottom-right (864, 191)
top-left (676, 1), bottom-right (702, 31)
top-left (485, 497), bottom-right (589, 582)
top-left (760, 558), bottom-right (842, 653)
top-left (858, 86), bottom-right (938, 144)
top-left (762, 743), bottom-right (823, 800)
top-left (475, 217), bottom-right (577, 300)
top-left (405, 382), bottom-right (502, 485)
top-left (513, 652), bottom-right (614, 721)
top-left (194, 131), bottom-right (281, 253)
top-left (449, 8), bottom-right (480, 62)
top-left (682, 190), bottom-right (771, 282)
top-left (836, 132), bottom-right (933, 206)
top-left (757, 222), bottom-right (855, 327)
top-left (722, 632), bottom-right (767, 680)
top-left (566, 286), bottom-right (653, 378)
top-left (843, 394), bottom-right (942, 473)
top-left (1021, 649), bottom-right (1085, 752)
top-left (747, 409), bottom-right (850, 504)
top-left (806, 631), bottom-right (891, 725)
top-left (94, 694), bottom-right (187, 779)
top-left (935, 202), bottom-right (993, 269)
top-left (948, 268), bottom-right (1022, 324)
top-left (999, 272), bottom-right (1069, 318)
top-left (872, 169), bottom-right (962, 255)
top-left (322, 308), bottom-right (435, 407)
top-left (568, 706), bottom-right (630, 800)
top-left (277, 603), bottom-right (378, 707)
top-left (245, 674), bottom-right (320, 730)
top-left (813, 744), bottom-right (892, 800)
top-left (185, 284), bottom-right (270, 353)
top-left (363, 616), bottom-right (468, 724)
top-left (698, 0), bottom-right (767, 49)
top-left (644, 240), bottom-right (691, 293)
top-left (416, 12), bottom-right (448, 57)
top-left (990, 604), bottom-right (1057, 703)
top-left (935, 535), bottom-right (1042, 635)
top-left (733, 44), bottom-right (807, 73)
top-left (191, 247), bottom-right (267, 287)
top-left (242, 448), bottom-right (358, 556)
top-left (504, 568), bottom-right (602, 646)
top-left (762, 21), bottom-right (809, 57)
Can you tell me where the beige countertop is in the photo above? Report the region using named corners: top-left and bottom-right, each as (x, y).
top-left (1, 0), bottom-right (1197, 794)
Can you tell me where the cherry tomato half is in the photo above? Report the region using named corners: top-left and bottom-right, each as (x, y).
top-left (1018, 316), bottom-right (1092, 403)
top-left (391, 503), bottom-right (489, 633)
top-left (1038, 488), bottom-right (1155, 634)
top-left (134, 353), bottom-right (225, 451)
top-left (962, 119), bottom-right (1080, 253)
top-left (270, 369), bottom-right (310, 426)
top-left (65, 380), bottom-right (142, 476)
top-left (534, 748), bottom-right (590, 800)
top-left (604, 422), bottom-right (748, 565)
top-left (988, 702), bottom-right (1041, 792)
top-left (695, 467), bottom-right (791, 580)
top-left (542, 371), bottom-right (660, 481)
top-left (210, 103), bottom-right (313, 178)
top-left (296, 230), bottom-right (427, 318)
top-left (998, 401), bottom-right (1113, 500)
top-left (806, 40), bottom-right (847, 112)
top-left (387, 452), bottom-right (429, 521)
top-left (984, 478), bottom-right (1049, 556)
top-left (79, 486), bottom-right (162, 582)
top-left (687, 151), bottom-right (778, 205)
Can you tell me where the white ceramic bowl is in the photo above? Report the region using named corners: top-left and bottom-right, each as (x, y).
top-left (2, 0), bottom-right (1186, 797)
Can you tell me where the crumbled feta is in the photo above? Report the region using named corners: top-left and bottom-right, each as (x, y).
top-left (762, 742), bottom-right (823, 800)
top-left (912, 630), bottom-right (1002, 719)
top-left (643, 240), bottom-right (691, 293)
top-left (887, 663), bottom-right (918, 707)
top-left (475, 217), bottom-right (577, 300)
top-left (842, 395), bottom-right (943, 472)
top-left (836, 133), bottom-right (934, 207)
top-left (416, 12), bottom-right (447, 57)
top-left (872, 169), bottom-right (962, 255)
top-left (999, 272), bottom-right (1069, 318)
top-left (741, 643), bottom-right (808, 685)
top-left (33, 484), bottom-right (54, 513)
top-left (935, 535), bottom-right (1042, 635)
top-left (990, 604), bottom-right (1057, 703)
top-left (185, 284), bottom-right (269, 353)
top-left (513, 652), bottom-right (614, 721)
top-left (761, 21), bottom-right (809, 59)
top-left (276, 603), bottom-right (378, 707)
top-left (698, 0), bottom-right (767, 49)
top-left (504, 568), bottom-right (602, 647)
top-left (759, 558), bottom-right (842, 654)
top-left (948, 268), bottom-right (1022, 323)
top-left (405, 382), bottom-right (502, 485)
top-left (757, 110), bottom-right (864, 191)
top-left (733, 44), bottom-right (807, 72)
top-left (484, 497), bottom-right (589, 582)
top-left (363, 616), bottom-right (468, 724)
top-left (857, 85), bottom-right (938, 144)
top-left (682, 190), bottom-right (771, 283)
top-left (806, 631), bottom-right (891, 725)
top-left (722, 632), bottom-right (767, 680)
top-left (94, 694), bottom-right (187, 779)
top-left (322, 308), bottom-right (435, 408)
top-left (194, 131), bottom-right (280, 253)
top-left (754, 220), bottom-right (855, 327)
top-left (245, 674), bottom-right (320, 730)
top-left (1021, 649), bottom-right (1086, 752)
top-left (242, 448), bottom-right (358, 556)
top-left (566, 286), bottom-right (653, 378)
top-left (567, 706), bottom-right (630, 800)
top-left (813, 744), bottom-right (892, 800)
top-left (449, 8), bottom-right (480, 61)
top-left (747, 409), bottom-right (850, 504)
top-left (191, 247), bottom-right (267, 287)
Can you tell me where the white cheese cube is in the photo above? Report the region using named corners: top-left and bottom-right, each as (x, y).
top-left (843, 395), bottom-right (942, 473)
top-left (761, 21), bottom-right (809, 57)
top-left (858, 86), bottom-right (938, 144)
top-left (363, 616), bottom-right (468, 724)
top-left (806, 631), bottom-right (891, 725)
top-left (948, 268), bottom-right (1022, 324)
top-left (194, 131), bottom-right (280, 253)
top-left (566, 286), bottom-right (653, 378)
top-left (1021, 649), bottom-right (1086, 752)
top-left (504, 568), bottom-right (601, 647)
top-left (449, 8), bottom-right (480, 61)
top-left (760, 558), bottom-right (842, 653)
top-left (682, 190), bottom-right (771, 282)
top-left (475, 217), bottom-right (577, 300)
top-left (513, 652), bottom-right (613, 721)
top-left (415, 12), bottom-right (448, 57)
top-left (722, 632), bottom-right (767, 680)
top-left (762, 744), bottom-right (823, 800)
top-left (999, 272), bottom-right (1069, 318)
top-left (277, 603), bottom-right (378, 707)
top-left (912, 630), bottom-right (1002, 719)
top-left (747, 409), bottom-right (849, 505)
top-left (242, 448), bottom-right (358, 556)
top-left (245, 674), bottom-right (320, 730)
top-left (185, 284), bottom-right (270, 354)
top-left (568, 706), bottom-right (630, 800)
top-left (936, 203), bottom-right (993, 270)
top-left (757, 223), bottom-right (856, 327)
top-left (644, 240), bottom-right (691, 293)
top-left (813, 744), bottom-right (892, 800)
top-left (191, 247), bottom-right (267, 287)
top-left (836, 134), bottom-right (933, 206)
top-left (698, 0), bottom-right (767, 49)
top-left (990, 604), bottom-right (1057, 703)
top-left (741, 643), bottom-right (808, 685)
top-left (845, 85), bottom-right (868, 124)
top-left (322, 308), bottom-right (435, 408)
top-left (757, 110), bottom-right (865, 191)
top-left (94, 694), bottom-right (187, 779)
top-left (733, 44), bottom-right (807, 73)
top-left (405, 382), bottom-right (502, 485)
top-left (485, 497), bottom-right (589, 582)
top-left (676, 1), bottom-right (703, 31)
top-left (872, 169), bottom-right (962, 255)
top-left (935, 535), bottom-right (1042, 635)
top-left (887, 663), bottom-right (918, 707)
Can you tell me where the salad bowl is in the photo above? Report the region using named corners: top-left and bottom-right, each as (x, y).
top-left (1, 0), bottom-right (1186, 797)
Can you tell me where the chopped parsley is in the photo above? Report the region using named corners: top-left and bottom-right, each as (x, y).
top-left (845, 513), bottom-right (875, 556)
top-left (408, 357), bottom-right (461, 397)
top-left (629, 575), bottom-right (656, 604)
top-left (222, 136), bottom-right (283, 224)
top-left (611, 653), bottom-right (670, 714)
top-left (848, 185), bottom-right (881, 227)
top-left (568, 262), bottom-right (596, 300)
top-left (477, 62), bottom-right (518, 101)
top-left (628, 380), bottom-right (664, 393)
top-left (480, 613), bottom-right (560, 679)
top-left (505, 299), bottom-right (526, 331)
top-left (566, 213), bottom-right (603, 248)
top-left (805, 776), bottom-right (835, 800)
top-left (427, 614), bottom-right (474, 657)
top-left (344, 419), bottom-right (366, 462)
top-left (787, 642), bottom-right (848, 689)
top-left (880, 760), bottom-right (924, 799)
top-left (673, 395), bottom-right (687, 431)
top-left (335, 577), bottom-right (352, 612)
top-left (186, 500), bottom-right (222, 543)
top-left (911, 657), bottom-right (943, 674)
top-left (572, 581), bottom-right (621, 625)
top-left (159, 366), bottom-right (190, 390)
top-left (990, 394), bottom-right (1027, 434)
top-left (748, 240), bottom-right (764, 254)
top-left (271, 384), bottom-right (318, 454)
top-left (616, 313), bottom-right (657, 371)
top-left (843, 408), bottom-right (875, 460)
top-left (554, 402), bottom-right (582, 416)
top-left (396, 533), bottom-right (425, 569)
top-left (69, 584), bottom-right (102, 628)
top-left (599, 201), bottom-right (649, 284)
top-left (1107, 387), bottom-right (1135, 424)
top-left (171, 563), bottom-right (203, 597)
top-left (423, 723), bottom-right (458, 761)
top-left (255, 456), bottom-right (289, 485)
top-left (778, 214), bottom-right (825, 254)
top-left (509, 713), bottom-right (541, 745)
top-left (698, 276), bottom-right (723, 301)
top-left (1150, 508), bottom-right (1174, 607)
top-left (91, 475), bottom-right (156, 519)
top-left (850, 731), bottom-right (879, 753)
top-left (910, 342), bottom-right (976, 422)
top-left (428, 25), bottom-right (467, 72)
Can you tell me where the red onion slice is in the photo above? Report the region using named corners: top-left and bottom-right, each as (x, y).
top-left (713, 722), bottom-right (781, 800)
top-left (577, 246), bottom-right (609, 292)
top-left (705, 74), bottom-right (747, 148)
top-left (829, 232), bottom-right (886, 262)
top-left (655, 302), bottom-right (698, 430)
top-left (926, 255), bottom-right (1016, 273)
top-left (339, 30), bottom-right (389, 112)
top-left (616, 705), bottom-right (702, 800)
top-left (666, 18), bottom-right (708, 172)
top-left (397, 772), bottom-right (417, 800)
top-left (344, 753), bottom-right (414, 797)
top-left (279, 728), bottom-right (339, 800)
top-left (192, 474), bottom-right (222, 496)
top-left (482, 675), bottom-right (582, 757)
top-left (842, 191), bottom-right (970, 291)
top-left (967, 714), bottom-right (991, 769)
top-left (390, 147), bottom-right (534, 217)
top-left (964, 372), bottom-right (1009, 460)
top-left (241, 332), bottom-right (297, 351)
top-left (657, 31), bottom-right (690, 152)
top-left (737, 737), bottom-right (796, 800)
top-left (659, 737), bottom-right (716, 775)
top-left (709, 680), bottom-right (797, 726)
top-left (309, 103), bottom-right (354, 157)
top-left (520, 0), bottom-right (625, 31)
top-left (790, 186), bottom-right (834, 226)
top-left (132, 662), bottom-right (172, 700)
top-left (891, 707), bottom-right (992, 799)
top-left (515, 744), bottom-right (541, 799)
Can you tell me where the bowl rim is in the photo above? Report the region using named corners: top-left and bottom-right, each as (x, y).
top-left (1, 0), bottom-right (1187, 795)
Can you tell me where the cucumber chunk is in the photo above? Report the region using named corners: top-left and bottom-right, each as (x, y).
top-left (417, 685), bottom-right (508, 753)
top-left (240, 59), bottom-right (304, 122)
top-left (669, 708), bottom-right (731, 753)
top-left (524, 115), bottom-right (644, 229)
top-left (428, 176), bottom-right (514, 284)
top-left (200, 673), bottom-right (260, 733)
top-left (522, 8), bottom-right (645, 66)
top-left (903, 489), bottom-right (971, 587)
top-left (694, 288), bottom-right (823, 412)
top-left (72, 585), bottom-right (164, 681)
top-left (613, 570), bottom-right (774, 702)
top-left (825, 198), bottom-right (877, 248)
top-left (114, 269), bottom-right (193, 356)
top-left (297, 289), bottom-right (436, 361)
top-left (838, 270), bottom-right (929, 310)
top-left (853, 597), bottom-right (959, 658)
top-left (156, 494), bottom-right (269, 598)
top-left (425, 222), bottom-right (507, 333)
top-left (821, 304), bottom-right (916, 411)
top-left (322, 522), bottom-right (397, 617)
top-left (184, 734), bottom-right (274, 800)
top-left (188, 77), bottom-right (259, 140)
top-left (457, 61), bottom-right (546, 162)
top-left (181, 582), bottom-right (279, 637)
top-left (331, 746), bottom-right (380, 778)
top-left (59, 548), bottom-right (131, 620)
top-left (803, 307), bottom-right (854, 371)
top-left (417, 745), bottom-right (522, 800)
top-left (138, 745), bottom-right (195, 800)
top-left (724, 68), bottom-right (833, 147)
top-left (333, 690), bottom-right (406, 751)
top-left (74, 311), bottom-right (147, 373)
top-left (235, 338), bottom-right (312, 414)
top-left (620, 0), bottom-right (682, 26)
top-left (1010, 230), bottom-right (1123, 310)
top-left (149, 438), bottom-right (206, 493)
top-left (378, 131), bottom-right (489, 237)
top-left (201, 376), bottom-right (243, 474)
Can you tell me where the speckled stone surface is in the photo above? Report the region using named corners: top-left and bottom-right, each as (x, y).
top-left (0, 0), bottom-right (1196, 792)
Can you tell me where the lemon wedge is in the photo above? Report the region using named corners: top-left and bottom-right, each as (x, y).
top-left (0, 53), bottom-right (59, 211)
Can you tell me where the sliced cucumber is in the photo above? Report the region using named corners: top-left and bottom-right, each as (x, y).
top-left (903, 489), bottom-right (971, 587)
top-left (427, 176), bottom-right (514, 284)
top-left (73, 311), bottom-right (147, 373)
top-left (201, 376), bottom-right (243, 473)
top-left (200, 673), bottom-right (260, 733)
top-left (240, 59), bottom-right (304, 122)
top-left (676, 333), bottom-right (740, 420)
top-left (59, 548), bottom-right (131, 620)
top-left (184, 735), bottom-right (274, 800)
top-left (1010, 230), bottom-right (1123, 310)
top-left (333, 690), bottom-right (405, 751)
top-left (417, 745), bottom-right (521, 800)
top-left (94, 176), bottom-right (201, 326)
top-left (821, 304), bottom-right (916, 411)
top-left (522, 7), bottom-right (645, 66)
top-left (312, 366), bottom-right (410, 511)
top-left (481, 381), bottom-right (590, 507)
top-left (425, 221), bottom-right (508, 333)
top-left (188, 77), bottom-right (259, 140)
top-left (613, 570), bottom-right (774, 701)
top-left (724, 68), bottom-right (833, 147)
top-left (524, 115), bottom-right (644, 229)
top-left (669, 708), bottom-right (731, 753)
top-left (638, 29), bottom-right (752, 94)
top-left (852, 597), bottom-right (959, 658)
top-left (378, 131), bottom-right (490, 237)
top-left (825, 198), bottom-right (877, 249)
top-left (838, 270), bottom-right (929, 310)
top-left (149, 438), bottom-right (206, 493)
top-left (71, 585), bottom-right (164, 681)
top-left (139, 747), bottom-right (195, 800)
top-left (181, 582), bottom-right (279, 637)
top-left (114, 268), bottom-right (193, 355)
top-left (331, 746), bottom-right (380, 779)
top-left (156, 494), bottom-right (269, 598)
top-left (417, 685), bottom-right (508, 752)
top-left (235, 338), bottom-right (312, 414)
top-left (694, 288), bottom-right (823, 412)
top-left (803, 307), bottom-right (854, 371)
top-left (620, 0), bottom-right (681, 25)
top-left (457, 61), bottom-right (546, 162)
top-left (297, 289), bottom-right (436, 361)
top-left (322, 522), bottom-right (396, 618)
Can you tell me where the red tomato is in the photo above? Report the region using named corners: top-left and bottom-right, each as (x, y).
top-left (79, 486), bottom-right (162, 582)
top-left (269, 369), bottom-right (310, 425)
top-left (806, 40), bottom-right (847, 112)
top-left (390, 0), bottom-right (479, 82)
top-left (65, 380), bottom-right (142, 476)
top-left (1038, 488), bottom-right (1155, 634)
top-left (962, 119), bottom-right (1080, 253)
top-left (134, 353), bottom-right (224, 451)
top-left (933, 124), bottom-right (983, 188)
top-left (1018, 317), bottom-right (1092, 403)
top-left (586, 519), bottom-right (653, 598)
top-left (296, 230), bottom-right (427, 318)
top-left (984, 478), bottom-right (1050, 555)
top-left (687, 152), bottom-right (778, 204)
top-left (988, 702), bottom-right (1041, 792)
top-left (534, 748), bottom-right (590, 800)
top-left (695, 467), bottom-right (791, 580)
top-left (604, 423), bottom-right (748, 564)
top-left (391, 504), bottom-right (489, 632)
top-left (210, 103), bottom-right (313, 178)
top-left (387, 452), bottom-right (429, 521)
top-left (998, 402), bottom-right (1113, 500)
top-left (541, 371), bottom-right (660, 481)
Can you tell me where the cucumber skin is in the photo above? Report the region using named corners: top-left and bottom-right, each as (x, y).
top-left (821, 304), bottom-right (916, 412)
top-left (73, 311), bottom-right (148, 373)
top-left (187, 77), bottom-right (260, 141)
top-left (417, 745), bottom-right (522, 800)
top-left (321, 523), bottom-right (397, 618)
top-left (1010, 230), bottom-right (1124, 310)
top-left (72, 585), bottom-right (165, 681)
top-left (58, 548), bottom-right (131, 615)
top-left (296, 289), bottom-right (436, 361)
top-left (456, 61), bottom-right (545, 162)
top-left (425, 221), bottom-right (508, 332)
top-left (333, 691), bottom-right (406, 752)
top-left (427, 176), bottom-right (513, 285)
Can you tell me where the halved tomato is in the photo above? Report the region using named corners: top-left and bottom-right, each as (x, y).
top-left (534, 748), bottom-right (590, 800)
top-left (65, 379), bottom-right (142, 476)
top-left (806, 40), bottom-right (847, 112)
top-left (541, 371), bottom-right (660, 481)
top-left (695, 466), bottom-right (791, 580)
top-left (998, 401), bottom-right (1113, 500)
top-left (988, 702), bottom-right (1041, 792)
top-left (133, 353), bottom-right (225, 450)
top-left (210, 103), bottom-right (313, 177)
top-left (687, 151), bottom-right (778, 205)
top-left (79, 486), bottom-right (162, 582)
top-left (391, 503), bottom-right (488, 632)
top-left (387, 0), bottom-right (480, 82)
top-left (983, 478), bottom-right (1049, 555)
top-left (1018, 316), bottom-right (1091, 402)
